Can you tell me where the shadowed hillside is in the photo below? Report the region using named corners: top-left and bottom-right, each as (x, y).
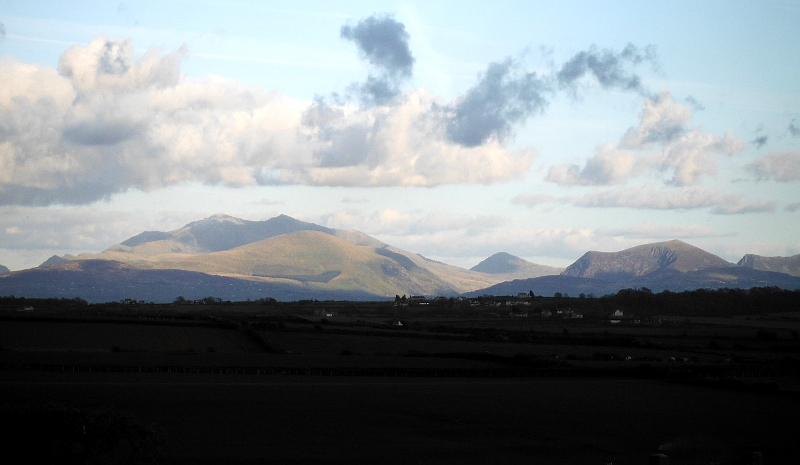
top-left (0, 259), bottom-right (385, 303)
top-left (738, 253), bottom-right (800, 277)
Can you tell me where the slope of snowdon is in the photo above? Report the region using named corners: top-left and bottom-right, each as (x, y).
top-left (471, 252), bottom-right (563, 280)
top-left (128, 230), bottom-right (459, 297)
top-left (77, 214), bottom-right (500, 294)
top-left (738, 254), bottom-right (800, 277)
top-left (562, 240), bottom-right (733, 281)
top-left (0, 260), bottom-right (383, 303)
top-left (108, 214), bottom-right (336, 257)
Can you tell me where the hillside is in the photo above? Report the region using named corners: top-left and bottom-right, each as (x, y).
top-left (65, 214), bottom-right (499, 296)
top-left (471, 252), bottom-right (563, 281)
top-left (562, 240), bottom-right (733, 280)
top-left (467, 240), bottom-right (800, 297)
top-left (0, 264), bottom-right (9, 275)
top-left (0, 260), bottom-right (383, 303)
top-left (132, 230), bottom-right (460, 297)
top-left (738, 254), bottom-right (800, 277)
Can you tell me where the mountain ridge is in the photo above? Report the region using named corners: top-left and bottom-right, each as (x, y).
top-left (7, 215), bottom-right (800, 302)
top-left (737, 253), bottom-right (800, 277)
top-left (562, 240), bottom-right (733, 280)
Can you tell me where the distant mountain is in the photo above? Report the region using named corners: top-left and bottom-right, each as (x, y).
top-left (111, 214), bottom-right (340, 256)
top-left (60, 214), bottom-right (501, 299)
top-left (562, 240), bottom-right (733, 280)
top-left (0, 264), bottom-right (9, 275)
top-left (738, 254), bottom-right (800, 277)
top-left (466, 266), bottom-right (800, 298)
top-left (471, 252), bottom-right (563, 280)
top-left (39, 255), bottom-right (69, 267)
top-left (466, 240), bottom-right (800, 297)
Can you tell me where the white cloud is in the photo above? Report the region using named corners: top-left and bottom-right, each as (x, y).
top-left (546, 90), bottom-right (746, 187)
top-left (746, 150), bottom-right (800, 182)
top-left (319, 208), bottom-right (507, 237)
top-left (545, 142), bottom-right (643, 186)
top-left (0, 36), bottom-right (534, 206)
top-left (514, 185), bottom-right (775, 214)
top-left (596, 221), bottom-right (721, 240)
top-left (574, 186), bottom-right (774, 214)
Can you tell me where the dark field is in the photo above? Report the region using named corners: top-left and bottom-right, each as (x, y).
top-left (2, 298), bottom-right (800, 464)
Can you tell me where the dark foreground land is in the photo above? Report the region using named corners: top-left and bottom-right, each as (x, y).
top-left (2, 293), bottom-right (800, 464)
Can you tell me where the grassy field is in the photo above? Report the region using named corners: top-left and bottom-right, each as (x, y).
top-left (2, 300), bottom-right (799, 464)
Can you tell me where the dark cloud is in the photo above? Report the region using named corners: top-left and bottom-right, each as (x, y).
top-left (0, 22), bottom-right (6, 40)
top-left (341, 14), bottom-right (415, 105)
top-left (340, 14), bottom-right (414, 78)
top-left (0, 183), bottom-right (121, 207)
top-left (557, 43), bottom-right (656, 95)
top-left (750, 135), bottom-right (768, 148)
top-left (684, 95), bottom-right (705, 111)
top-left (346, 75), bottom-right (401, 106)
top-left (445, 58), bottom-right (549, 147)
top-left (63, 120), bottom-right (145, 146)
top-left (790, 119), bottom-right (800, 137)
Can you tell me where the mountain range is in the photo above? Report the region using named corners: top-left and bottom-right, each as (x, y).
top-left (1, 214), bottom-right (799, 302)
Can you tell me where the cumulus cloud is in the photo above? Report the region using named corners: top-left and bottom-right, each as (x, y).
top-left (443, 44), bottom-right (654, 148)
top-left (340, 14), bottom-right (414, 105)
top-left (547, 91), bottom-right (746, 187)
top-left (0, 36), bottom-right (534, 206)
top-left (746, 151), bottom-right (800, 182)
top-left (545, 143), bottom-right (644, 186)
top-left (444, 58), bottom-right (549, 147)
top-left (557, 43), bottom-right (656, 95)
top-left (296, 89), bottom-right (535, 186)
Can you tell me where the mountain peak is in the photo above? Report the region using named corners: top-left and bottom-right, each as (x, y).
top-left (471, 252), bottom-right (524, 274)
top-left (471, 252), bottom-right (563, 279)
top-left (562, 240), bottom-right (733, 280)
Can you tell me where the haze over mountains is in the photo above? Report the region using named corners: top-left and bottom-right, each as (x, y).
top-left (1, 214), bottom-right (799, 303)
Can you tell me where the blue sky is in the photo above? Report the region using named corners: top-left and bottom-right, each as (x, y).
top-left (1, 0), bottom-right (799, 271)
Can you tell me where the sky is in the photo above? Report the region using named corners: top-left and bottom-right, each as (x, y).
top-left (1, 0), bottom-right (799, 271)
